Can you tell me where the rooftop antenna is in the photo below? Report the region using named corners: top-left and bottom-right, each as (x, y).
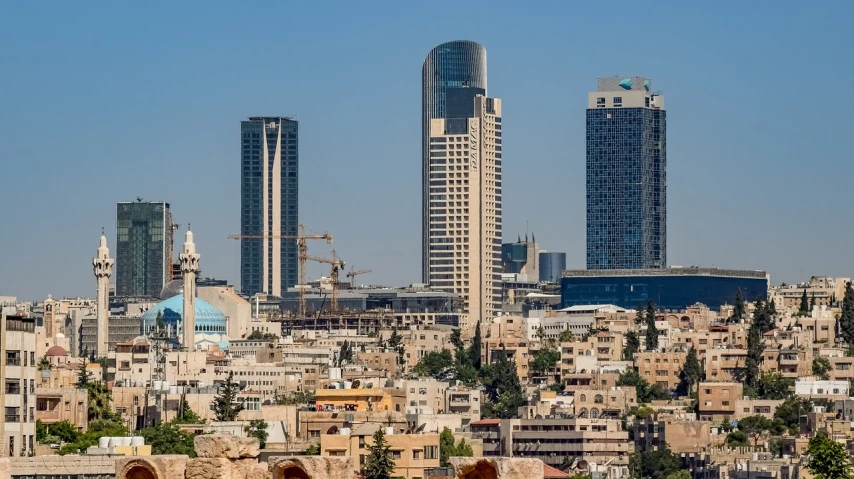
top-left (101, 226), bottom-right (105, 236)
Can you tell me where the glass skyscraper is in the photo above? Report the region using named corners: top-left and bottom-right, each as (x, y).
top-left (240, 117), bottom-right (299, 297)
top-left (586, 76), bottom-right (666, 270)
top-left (115, 200), bottom-right (173, 297)
top-left (422, 40), bottom-right (487, 282)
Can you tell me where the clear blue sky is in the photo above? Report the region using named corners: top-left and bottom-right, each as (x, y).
top-left (1, 1), bottom-right (852, 301)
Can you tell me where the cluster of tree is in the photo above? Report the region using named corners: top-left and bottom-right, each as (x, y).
top-left (744, 372), bottom-right (794, 400)
top-left (617, 370), bottom-right (669, 404)
top-left (529, 347), bottom-right (561, 376)
top-left (275, 390), bottom-right (316, 406)
top-left (337, 340), bottom-right (355, 367)
top-left (57, 419), bottom-right (129, 455)
top-left (724, 415), bottom-right (787, 447)
top-left (839, 282), bottom-right (854, 345)
top-left (629, 444), bottom-right (686, 479)
top-left (439, 427), bottom-right (474, 467)
top-left (246, 330), bottom-right (278, 341)
top-left (36, 420), bottom-right (79, 446)
top-left (410, 321), bottom-right (526, 418)
top-left (138, 419), bottom-right (199, 456)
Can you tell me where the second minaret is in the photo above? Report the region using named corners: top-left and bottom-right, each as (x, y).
top-left (179, 229), bottom-right (200, 351)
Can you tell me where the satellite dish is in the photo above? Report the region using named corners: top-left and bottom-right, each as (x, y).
top-left (365, 382), bottom-right (373, 389)
top-left (535, 414), bottom-right (543, 419)
top-left (328, 426), bottom-right (339, 434)
top-left (352, 379), bottom-right (361, 389)
top-left (415, 423), bottom-right (426, 433)
top-left (578, 460), bottom-right (589, 471)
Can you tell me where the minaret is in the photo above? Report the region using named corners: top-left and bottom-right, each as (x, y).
top-left (179, 228), bottom-right (200, 351)
top-left (92, 234), bottom-right (114, 358)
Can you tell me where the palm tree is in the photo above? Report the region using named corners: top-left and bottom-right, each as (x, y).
top-left (37, 356), bottom-right (51, 371)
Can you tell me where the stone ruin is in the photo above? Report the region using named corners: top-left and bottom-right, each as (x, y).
top-left (108, 434), bottom-right (540, 479)
top-left (449, 457), bottom-right (545, 479)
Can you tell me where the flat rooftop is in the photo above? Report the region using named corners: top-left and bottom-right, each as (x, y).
top-left (562, 267), bottom-right (767, 279)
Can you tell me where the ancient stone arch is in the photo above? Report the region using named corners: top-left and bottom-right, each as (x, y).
top-left (457, 459), bottom-right (499, 479)
top-left (116, 458), bottom-right (161, 479)
top-left (269, 456), bottom-right (354, 479)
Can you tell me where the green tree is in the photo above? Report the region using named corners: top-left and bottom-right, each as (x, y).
top-left (412, 349), bottom-right (454, 377)
top-left (665, 471), bottom-right (691, 479)
top-left (629, 445), bottom-right (682, 479)
top-left (450, 329), bottom-right (464, 350)
top-left (439, 427), bottom-right (456, 467)
top-left (840, 282), bottom-right (854, 344)
top-left (726, 429), bottom-right (749, 447)
top-left (76, 356), bottom-right (90, 388)
top-left (337, 340), bottom-right (351, 367)
top-left (138, 420), bottom-right (197, 456)
top-left (677, 347), bottom-right (703, 396)
top-left (800, 289), bottom-right (810, 315)
top-left (741, 310), bottom-right (765, 388)
top-left (813, 357), bottom-right (832, 380)
top-left (469, 320), bottom-right (483, 369)
top-left (58, 419), bottom-right (128, 455)
top-left (732, 289), bottom-right (746, 323)
top-left (529, 347), bottom-right (561, 376)
top-left (811, 293), bottom-right (817, 311)
top-left (480, 351), bottom-right (525, 419)
top-left (37, 356), bottom-right (51, 371)
top-left (644, 300), bottom-right (659, 351)
top-left (559, 327), bottom-right (574, 343)
top-left (361, 428), bottom-right (396, 479)
top-left (305, 443), bottom-right (320, 455)
top-left (737, 415), bottom-right (772, 446)
top-left (212, 371), bottom-right (244, 421)
top-left (768, 299), bottom-right (777, 317)
top-left (36, 420), bottom-right (48, 442)
top-left (634, 406), bottom-right (655, 420)
top-left (774, 396), bottom-right (811, 434)
top-left (387, 326), bottom-right (402, 349)
top-left (244, 419), bottom-right (268, 449)
top-left (635, 305), bottom-right (646, 325)
top-left (623, 331), bottom-right (640, 361)
top-left (86, 382), bottom-right (120, 422)
top-left (47, 420), bottom-right (80, 444)
top-left (755, 372), bottom-right (793, 400)
top-left (806, 433), bottom-right (854, 479)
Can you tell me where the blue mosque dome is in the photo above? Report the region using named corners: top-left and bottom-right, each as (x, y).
top-left (140, 294), bottom-right (227, 335)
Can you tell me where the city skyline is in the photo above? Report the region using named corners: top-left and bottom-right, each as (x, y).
top-left (2, 2), bottom-right (853, 300)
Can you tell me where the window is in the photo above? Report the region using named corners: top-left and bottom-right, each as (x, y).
top-left (613, 96), bottom-right (622, 107)
top-left (424, 446), bottom-right (438, 459)
top-left (596, 97), bottom-right (605, 106)
top-left (722, 401), bottom-right (730, 406)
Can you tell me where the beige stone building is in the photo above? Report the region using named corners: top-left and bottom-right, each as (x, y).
top-left (770, 276), bottom-right (850, 310)
top-left (634, 351), bottom-right (686, 391)
top-left (572, 386), bottom-right (638, 418)
top-left (35, 386), bottom-right (88, 432)
top-left (704, 348), bottom-right (748, 382)
top-left (698, 382), bottom-right (743, 421)
top-left (445, 386), bottom-right (480, 427)
top-left (635, 414), bottom-right (710, 453)
top-left (733, 398), bottom-right (783, 420)
top-left (320, 424), bottom-right (440, 479)
top-left (424, 95), bottom-right (503, 330)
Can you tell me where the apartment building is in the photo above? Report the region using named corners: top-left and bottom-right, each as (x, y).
top-left (733, 398), bottom-right (783, 420)
top-left (704, 348), bottom-right (748, 382)
top-left (299, 411), bottom-right (407, 441)
top-left (397, 379), bottom-right (448, 415)
top-left (1, 314), bottom-right (38, 457)
top-left (635, 414), bottom-right (710, 453)
top-left (321, 424), bottom-right (440, 479)
top-left (313, 388), bottom-right (406, 413)
top-left (572, 386), bottom-right (638, 419)
top-left (471, 417), bottom-right (631, 469)
top-left (35, 387), bottom-right (88, 431)
top-left (445, 386), bottom-right (481, 427)
top-left (698, 382), bottom-right (743, 421)
top-left (634, 351), bottom-right (686, 391)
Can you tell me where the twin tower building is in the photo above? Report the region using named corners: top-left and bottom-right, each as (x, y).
top-left (233, 41), bottom-right (666, 331)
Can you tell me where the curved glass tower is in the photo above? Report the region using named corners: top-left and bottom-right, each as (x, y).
top-left (422, 40), bottom-right (487, 282)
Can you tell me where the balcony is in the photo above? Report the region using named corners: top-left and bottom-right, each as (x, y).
top-left (5, 415), bottom-right (19, 423)
top-left (36, 410), bottom-right (62, 422)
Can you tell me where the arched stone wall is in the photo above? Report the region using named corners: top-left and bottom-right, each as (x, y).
top-left (115, 455), bottom-right (187, 479)
top-left (116, 459), bottom-right (160, 479)
top-left (458, 460), bottom-right (499, 479)
top-left (449, 457), bottom-right (544, 479)
top-left (269, 457), bottom-right (354, 479)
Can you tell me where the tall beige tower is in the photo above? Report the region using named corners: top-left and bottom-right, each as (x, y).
top-left (92, 234), bottom-right (114, 358)
top-left (425, 93), bottom-right (502, 330)
top-left (179, 229), bottom-right (200, 351)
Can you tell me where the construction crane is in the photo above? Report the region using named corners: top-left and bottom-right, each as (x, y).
top-left (346, 266), bottom-right (372, 288)
top-left (305, 250), bottom-right (345, 311)
top-left (228, 224), bottom-right (333, 316)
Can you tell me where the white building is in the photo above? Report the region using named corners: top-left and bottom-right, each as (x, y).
top-left (795, 377), bottom-right (849, 398)
top-left (0, 313), bottom-right (37, 457)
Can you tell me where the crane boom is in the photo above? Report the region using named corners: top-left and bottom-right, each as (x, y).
top-left (229, 224), bottom-right (333, 316)
top-left (346, 267), bottom-right (372, 288)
